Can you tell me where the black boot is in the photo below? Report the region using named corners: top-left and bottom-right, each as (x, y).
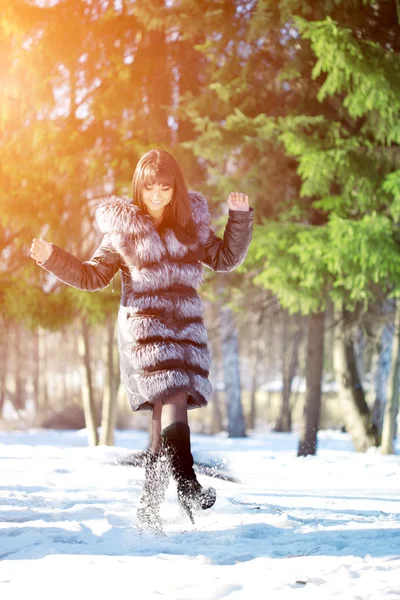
top-left (137, 448), bottom-right (169, 534)
top-left (162, 422), bottom-right (216, 524)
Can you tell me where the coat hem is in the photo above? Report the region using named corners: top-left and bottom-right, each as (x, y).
top-left (128, 386), bottom-right (208, 412)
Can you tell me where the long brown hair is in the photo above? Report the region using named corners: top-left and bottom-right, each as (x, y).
top-left (132, 148), bottom-right (198, 244)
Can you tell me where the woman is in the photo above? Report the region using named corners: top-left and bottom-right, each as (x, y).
top-left (30, 148), bottom-right (254, 533)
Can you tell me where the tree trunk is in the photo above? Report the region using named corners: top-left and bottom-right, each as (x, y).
top-left (372, 324), bottom-right (393, 444)
top-left (62, 370), bottom-right (69, 407)
top-left (209, 339), bottom-right (223, 434)
top-left (59, 330), bottom-right (70, 408)
top-left (248, 361), bottom-right (258, 431)
top-left (210, 388), bottom-right (223, 434)
top-left (37, 326), bottom-right (49, 412)
top-left (32, 328), bottom-right (40, 418)
top-left (32, 327), bottom-right (48, 418)
top-left (13, 325), bottom-right (24, 412)
top-left (298, 311), bottom-right (325, 457)
top-left (78, 318), bottom-right (99, 446)
top-left (220, 306), bottom-right (246, 438)
top-left (100, 316), bottom-right (117, 445)
top-left (0, 319), bottom-right (9, 419)
top-left (275, 313), bottom-right (304, 433)
top-left (265, 310), bottom-right (275, 385)
top-left (278, 310), bottom-right (291, 432)
top-left (381, 305), bottom-right (400, 454)
top-left (332, 312), bottom-right (376, 452)
top-left (248, 310), bottom-right (264, 430)
top-left (343, 319), bottom-right (374, 438)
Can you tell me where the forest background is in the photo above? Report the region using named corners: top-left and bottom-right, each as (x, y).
top-left (1, 0), bottom-right (400, 457)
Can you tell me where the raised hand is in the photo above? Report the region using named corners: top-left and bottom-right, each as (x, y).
top-left (227, 192), bottom-right (250, 212)
top-left (30, 238), bottom-right (53, 264)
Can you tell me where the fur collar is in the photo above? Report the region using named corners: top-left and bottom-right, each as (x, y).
top-left (95, 191), bottom-right (211, 265)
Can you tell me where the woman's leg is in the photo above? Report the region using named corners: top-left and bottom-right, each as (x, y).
top-left (160, 391), bottom-right (188, 430)
top-left (149, 399), bottom-right (162, 454)
top-left (160, 392), bottom-right (216, 522)
top-left (137, 400), bottom-right (167, 533)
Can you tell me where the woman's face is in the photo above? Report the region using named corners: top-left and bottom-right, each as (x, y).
top-left (141, 182), bottom-right (174, 214)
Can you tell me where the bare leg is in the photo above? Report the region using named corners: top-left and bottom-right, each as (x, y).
top-left (149, 400), bottom-right (162, 454)
top-left (160, 391), bottom-right (188, 430)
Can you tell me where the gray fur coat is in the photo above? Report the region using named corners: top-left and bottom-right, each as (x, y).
top-left (40, 191), bottom-right (254, 411)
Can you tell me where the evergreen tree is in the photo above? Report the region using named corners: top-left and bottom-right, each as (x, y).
top-left (0, 0), bottom-right (224, 434)
top-left (181, 0), bottom-right (400, 454)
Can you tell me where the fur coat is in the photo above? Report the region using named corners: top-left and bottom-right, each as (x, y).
top-left (40, 191), bottom-right (254, 411)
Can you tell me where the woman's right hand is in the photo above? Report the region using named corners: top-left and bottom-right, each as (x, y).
top-left (30, 238), bottom-right (53, 264)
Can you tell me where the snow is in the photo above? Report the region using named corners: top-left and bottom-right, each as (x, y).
top-left (1, 427), bottom-right (400, 600)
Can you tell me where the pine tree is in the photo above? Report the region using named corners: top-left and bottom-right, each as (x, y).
top-left (0, 0), bottom-right (220, 435)
top-left (180, 0), bottom-right (400, 454)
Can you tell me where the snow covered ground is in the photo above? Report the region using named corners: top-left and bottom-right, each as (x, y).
top-left (1, 427), bottom-right (399, 600)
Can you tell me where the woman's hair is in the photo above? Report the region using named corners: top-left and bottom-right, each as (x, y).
top-left (132, 148), bottom-right (198, 244)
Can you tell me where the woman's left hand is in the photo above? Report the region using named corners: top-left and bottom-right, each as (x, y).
top-left (227, 192), bottom-right (250, 211)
